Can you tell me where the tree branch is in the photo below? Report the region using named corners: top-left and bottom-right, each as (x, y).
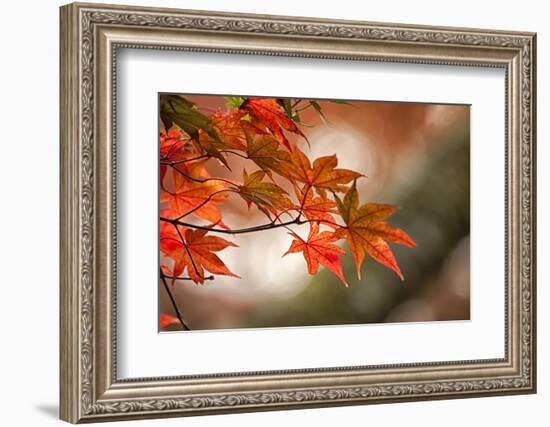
top-left (219, 150), bottom-right (249, 159)
top-left (160, 154), bottom-right (208, 165)
top-left (162, 215), bottom-right (343, 235)
top-left (163, 274), bottom-right (215, 281)
top-left (162, 216), bottom-right (301, 235)
top-left (172, 223), bottom-right (202, 279)
top-left (170, 164), bottom-right (237, 187)
top-left (175, 188), bottom-right (237, 221)
top-left (162, 215), bottom-right (306, 235)
top-left (160, 270), bottom-right (190, 331)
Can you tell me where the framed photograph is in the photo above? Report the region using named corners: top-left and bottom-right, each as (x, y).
top-left (59, 2), bottom-right (537, 423)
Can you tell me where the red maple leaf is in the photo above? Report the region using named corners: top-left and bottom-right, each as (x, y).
top-left (160, 168), bottom-right (229, 226)
top-left (160, 219), bottom-right (239, 285)
top-left (242, 98), bottom-right (307, 151)
top-left (284, 222), bottom-right (348, 286)
top-left (284, 147), bottom-right (363, 197)
top-left (159, 313), bottom-right (181, 329)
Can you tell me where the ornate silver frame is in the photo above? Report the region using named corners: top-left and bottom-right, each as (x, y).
top-left (60, 2), bottom-right (537, 423)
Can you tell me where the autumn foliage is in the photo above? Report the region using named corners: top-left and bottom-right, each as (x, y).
top-left (159, 95), bottom-right (416, 329)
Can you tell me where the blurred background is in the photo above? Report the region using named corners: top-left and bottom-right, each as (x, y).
top-left (160, 96), bottom-right (470, 331)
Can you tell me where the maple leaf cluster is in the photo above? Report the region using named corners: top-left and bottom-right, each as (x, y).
top-left (159, 95), bottom-right (416, 329)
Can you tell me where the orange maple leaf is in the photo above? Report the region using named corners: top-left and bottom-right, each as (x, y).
top-left (208, 109), bottom-right (267, 151)
top-left (159, 313), bottom-right (181, 329)
top-left (283, 222), bottom-right (348, 286)
top-left (295, 186), bottom-right (339, 227)
top-left (242, 97), bottom-right (307, 151)
top-left (160, 168), bottom-right (228, 226)
top-left (160, 222), bottom-right (239, 285)
top-left (159, 126), bottom-right (199, 186)
top-left (237, 169), bottom-right (292, 218)
top-left (245, 134), bottom-right (291, 177)
top-left (284, 147), bottom-right (363, 197)
top-left (334, 181), bottom-right (416, 280)
top-left (160, 126), bottom-right (192, 160)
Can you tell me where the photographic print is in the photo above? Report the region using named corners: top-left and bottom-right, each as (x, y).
top-left (158, 94), bottom-right (470, 332)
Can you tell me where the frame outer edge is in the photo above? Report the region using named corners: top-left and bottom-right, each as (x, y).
top-left (59, 2), bottom-right (537, 423)
top-left (528, 33), bottom-right (536, 393)
top-left (60, 3), bottom-right (81, 424)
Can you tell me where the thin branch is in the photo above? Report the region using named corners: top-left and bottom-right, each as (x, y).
top-left (160, 155), bottom-right (208, 166)
top-left (162, 215), bottom-right (343, 235)
top-left (165, 180), bottom-right (342, 236)
top-left (172, 223), bottom-right (202, 279)
top-left (162, 216), bottom-right (303, 235)
top-left (219, 150), bottom-right (249, 159)
top-left (164, 274), bottom-right (215, 281)
top-left (160, 270), bottom-right (190, 331)
top-left (268, 206), bottom-right (301, 225)
top-left (298, 184), bottom-right (312, 212)
top-left (170, 164), bottom-right (237, 187)
top-left (162, 149), bottom-right (251, 169)
top-left (175, 188), bottom-right (237, 221)
top-left (294, 104), bottom-right (313, 113)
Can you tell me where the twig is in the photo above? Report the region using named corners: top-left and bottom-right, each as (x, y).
top-left (173, 223), bottom-right (202, 279)
top-left (170, 164), bottom-right (237, 187)
top-left (162, 216), bottom-right (304, 235)
top-left (161, 215), bottom-right (343, 235)
top-left (160, 155), bottom-right (208, 165)
top-left (220, 150), bottom-right (249, 159)
top-left (163, 274), bottom-right (215, 281)
top-left (160, 270), bottom-right (190, 331)
top-left (175, 188), bottom-right (237, 221)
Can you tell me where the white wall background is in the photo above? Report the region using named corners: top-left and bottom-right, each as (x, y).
top-left (0, 0), bottom-right (545, 426)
